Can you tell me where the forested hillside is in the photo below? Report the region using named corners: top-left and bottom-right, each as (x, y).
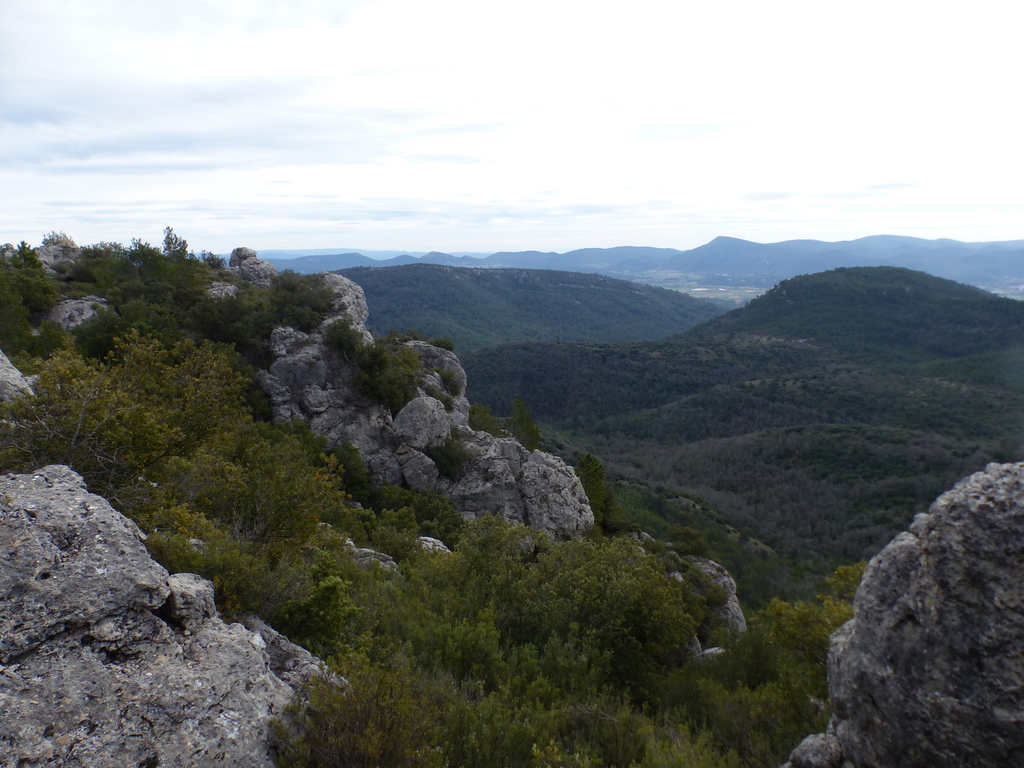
top-left (465, 267), bottom-right (1024, 567)
top-left (338, 264), bottom-right (726, 352)
top-left (0, 232), bottom-right (864, 768)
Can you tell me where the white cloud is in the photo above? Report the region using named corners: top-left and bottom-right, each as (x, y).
top-left (1, 0), bottom-right (1021, 251)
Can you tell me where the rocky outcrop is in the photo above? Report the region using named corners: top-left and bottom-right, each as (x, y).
top-left (782, 461), bottom-right (1024, 768)
top-left (258, 273), bottom-right (593, 540)
top-left (206, 281), bottom-right (238, 299)
top-left (432, 427), bottom-right (593, 540)
top-left (41, 295), bottom-right (109, 330)
top-left (0, 465), bottom-right (320, 768)
top-left (33, 244), bottom-right (81, 275)
top-left (684, 556), bottom-right (747, 635)
top-left (229, 246), bottom-right (277, 289)
top-left (0, 348), bottom-right (32, 402)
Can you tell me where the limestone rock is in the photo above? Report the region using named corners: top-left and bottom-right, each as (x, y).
top-left (41, 295), bottom-right (109, 330)
top-left (784, 723), bottom-right (848, 768)
top-left (229, 246), bottom-right (258, 267)
top-left (684, 556), bottom-right (747, 634)
top-left (163, 572), bottom-right (218, 632)
top-left (394, 396), bottom-right (451, 449)
top-left (206, 281), bottom-right (238, 299)
top-left (781, 461), bottom-right (1024, 768)
top-left (0, 466), bottom-right (320, 768)
top-left (419, 536), bottom-right (452, 555)
top-left (396, 445), bottom-right (440, 489)
top-left (33, 244), bottom-right (81, 274)
top-left (229, 246), bottom-right (277, 289)
top-left (320, 272), bottom-right (370, 329)
top-left (438, 428), bottom-right (594, 540)
top-left (342, 538), bottom-right (399, 572)
top-left (0, 348), bottom-right (32, 402)
top-left (257, 274), bottom-right (593, 540)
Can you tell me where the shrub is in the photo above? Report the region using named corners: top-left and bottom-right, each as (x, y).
top-left (277, 655), bottom-right (446, 768)
top-left (429, 336), bottom-right (455, 351)
top-left (469, 402), bottom-right (507, 437)
top-left (41, 230), bottom-right (77, 247)
top-left (425, 385), bottom-right (455, 412)
top-left (433, 366), bottom-right (462, 396)
top-left (424, 436), bottom-right (473, 480)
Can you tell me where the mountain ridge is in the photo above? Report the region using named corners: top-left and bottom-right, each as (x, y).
top-left (337, 263), bottom-right (727, 352)
top-left (263, 235), bottom-right (1024, 298)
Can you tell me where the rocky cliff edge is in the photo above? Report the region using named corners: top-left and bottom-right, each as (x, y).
top-left (782, 461), bottom-right (1024, 768)
top-left (0, 465), bottom-right (320, 768)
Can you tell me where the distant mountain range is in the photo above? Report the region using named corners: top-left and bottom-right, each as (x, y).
top-left (262, 236), bottom-right (1024, 298)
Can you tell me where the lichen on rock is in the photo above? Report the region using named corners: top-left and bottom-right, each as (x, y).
top-left (782, 461), bottom-right (1024, 768)
top-left (0, 465), bottom-right (321, 768)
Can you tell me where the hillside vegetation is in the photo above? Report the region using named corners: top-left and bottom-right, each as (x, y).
top-left (0, 231), bottom-right (863, 768)
top-left (338, 264), bottom-right (726, 352)
top-left (465, 267), bottom-right (1024, 568)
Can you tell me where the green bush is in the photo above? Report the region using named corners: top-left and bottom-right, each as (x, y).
top-left (277, 655), bottom-right (446, 768)
top-left (469, 402), bottom-right (507, 437)
top-left (424, 436), bottom-right (473, 480)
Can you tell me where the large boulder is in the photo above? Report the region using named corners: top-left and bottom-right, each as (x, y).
top-left (684, 556), bottom-right (747, 635)
top-left (41, 295), bottom-right (109, 330)
top-left (33, 244), bottom-right (81, 274)
top-left (229, 246), bottom-right (277, 289)
top-left (432, 427), bottom-right (594, 540)
top-left (0, 465), bottom-right (320, 768)
top-left (782, 461), bottom-right (1024, 768)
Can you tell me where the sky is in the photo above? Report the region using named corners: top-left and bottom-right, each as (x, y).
top-left (2, 0), bottom-right (1021, 255)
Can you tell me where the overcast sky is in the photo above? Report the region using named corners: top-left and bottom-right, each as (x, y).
top-left (2, 0), bottom-right (1020, 255)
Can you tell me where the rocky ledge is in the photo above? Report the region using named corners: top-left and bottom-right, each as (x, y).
top-left (0, 465), bottom-right (320, 768)
top-left (782, 461), bottom-right (1024, 768)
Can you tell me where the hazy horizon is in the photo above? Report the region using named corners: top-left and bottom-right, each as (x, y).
top-left (3, 1), bottom-right (1021, 253)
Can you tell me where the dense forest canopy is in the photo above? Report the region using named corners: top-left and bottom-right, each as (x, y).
top-left (465, 268), bottom-right (1024, 570)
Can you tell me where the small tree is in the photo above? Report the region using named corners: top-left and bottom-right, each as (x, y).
top-left (506, 396), bottom-right (541, 451)
top-left (162, 226), bottom-right (190, 259)
top-left (575, 453), bottom-right (607, 526)
top-left (41, 230), bottom-right (76, 248)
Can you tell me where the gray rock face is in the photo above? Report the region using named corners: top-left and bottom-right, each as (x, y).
top-left (41, 295), bottom-right (109, 330)
top-left (259, 274), bottom-right (593, 539)
top-left (0, 348), bottom-right (32, 402)
top-left (229, 246), bottom-right (277, 289)
top-left (342, 537), bottom-right (399, 572)
top-left (684, 556), bottom-right (747, 634)
top-left (434, 427), bottom-right (594, 540)
top-left (782, 461), bottom-right (1024, 768)
top-left (206, 281), bottom-right (239, 299)
top-left (33, 244), bottom-right (81, 274)
top-left (393, 395), bottom-right (452, 449)
top-left (0, 466), bottom-right (319, 768)
top-left (321, 272), bottom-right (370, 329)
top-left (419, 536), bottom-right (452, 555)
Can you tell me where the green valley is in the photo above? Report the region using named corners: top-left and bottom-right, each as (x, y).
top-left (464, 267), bottom-right (1024, 569)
